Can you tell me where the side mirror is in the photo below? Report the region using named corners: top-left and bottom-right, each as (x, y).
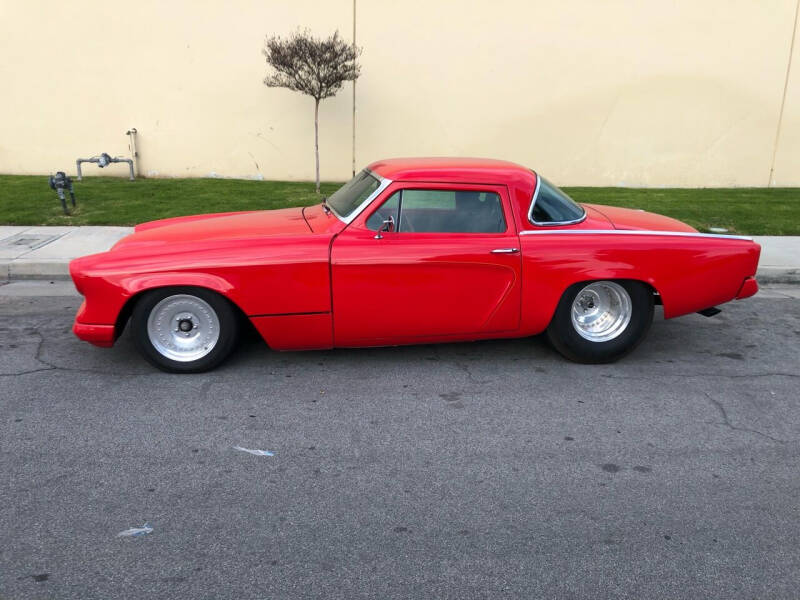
top-left (374, 215), bottom-right (395, 239)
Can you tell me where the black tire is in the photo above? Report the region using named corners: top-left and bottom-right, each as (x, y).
top-left (546, 280), bottom-right (654, 364)
top-left (131, 287), bottom-right (240, 373)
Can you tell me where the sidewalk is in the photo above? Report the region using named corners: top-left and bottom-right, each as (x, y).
top-left (0, 226), bottom-right (798, 283)
top-left (751, 236), bottom-right (800, 283)
top-left (0, 226), bottom-right (132, 280)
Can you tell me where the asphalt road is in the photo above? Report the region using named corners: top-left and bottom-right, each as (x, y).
top-left (1, 282), bottom-right (799, 600)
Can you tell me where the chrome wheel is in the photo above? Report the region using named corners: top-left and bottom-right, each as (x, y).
top-left (146, 294), bottom-right (220, 362)
top-left (570, 281), bottom-right (632, 342)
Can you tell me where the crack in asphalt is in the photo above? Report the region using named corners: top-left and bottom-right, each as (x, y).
top-left (0, 326), bottom-right (58, 378)
top-left (453, 359), bottom-right (490, 385)
top-left (604, 372), bottom-right (800, 380)
top-left (0, 367), bottom-right (56, 378)
top-left (426, 345), bottom-right (491, 385)
top-left (198, 379), bottom-right (215, 400)
top-left (702, 392), bottom-right (787, 444)
top-left (33, 327), bottom-right (59, 370)
top-left (0, 325), bottom-right (144, 379)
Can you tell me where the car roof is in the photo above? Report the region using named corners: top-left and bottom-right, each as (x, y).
top-left (367, 157), bottom-right (536, 185)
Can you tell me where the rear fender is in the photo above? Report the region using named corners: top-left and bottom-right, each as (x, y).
top-left (519, 233), bottom-right (760, 333)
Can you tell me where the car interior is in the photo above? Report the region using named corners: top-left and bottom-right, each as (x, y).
top-left (367, 190), bottom-right (506, 233)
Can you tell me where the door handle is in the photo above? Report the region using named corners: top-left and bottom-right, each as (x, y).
top-left (491, 248), bottom-right (519, 254)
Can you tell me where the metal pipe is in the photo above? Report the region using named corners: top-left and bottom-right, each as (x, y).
top-left (126, 128), bottom-right (139, 177)
top-left (76, 154), bottom-right (135, 181)
top-left (768, 0), bottom-right (799, 186)
top-left (121, 157), bottom-right (135, 181)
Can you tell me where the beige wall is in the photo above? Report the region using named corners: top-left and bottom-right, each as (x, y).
top-left (1, 0), bottom-right (798, 186)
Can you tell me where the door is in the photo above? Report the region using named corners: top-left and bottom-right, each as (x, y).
top-left (331, 182), bottom-right (522, 345)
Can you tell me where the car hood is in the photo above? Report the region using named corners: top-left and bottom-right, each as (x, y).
top-left (113, 208), bottom-right (311, 251)
top-left (582, 204), bottom-right (697, 233)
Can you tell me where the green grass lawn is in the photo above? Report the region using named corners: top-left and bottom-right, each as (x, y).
top-left (0, 176), bottom-right (341, 227)
top-left (0, 175), bottom-right (798, 235)
top-left (565, 187), bottom-right (800, 236)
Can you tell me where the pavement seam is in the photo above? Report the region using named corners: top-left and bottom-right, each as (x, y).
top-left (12, 231), bottom-right (71, 259)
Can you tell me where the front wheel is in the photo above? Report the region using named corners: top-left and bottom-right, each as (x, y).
top-left (132, 287), bottom-right (240, 373)
top-left (546, 280), bottom-right (653, 364)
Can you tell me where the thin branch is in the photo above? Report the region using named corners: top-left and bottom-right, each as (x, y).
top-left (263, 29), bottom-right (362, 191)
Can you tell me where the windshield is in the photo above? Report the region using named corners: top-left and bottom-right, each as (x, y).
top-left (326, 170), bottom-right (381, 221)
top-left (530, 176), bottom-right (585, 224)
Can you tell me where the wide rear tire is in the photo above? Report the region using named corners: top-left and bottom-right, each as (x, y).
top-left (546, 280), bottom-right (653, 364)
top-left (132, 287), bottom-right (240, 373)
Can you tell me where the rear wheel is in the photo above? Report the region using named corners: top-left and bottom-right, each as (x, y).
top-left (546, 280), bottom-right (653, 363)
top-left (132, 287), bottom-right (240, 373)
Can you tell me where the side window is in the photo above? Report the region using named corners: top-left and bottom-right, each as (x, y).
top-left (401, 190), bottom-right (505, 233)
top-left (530, 176), bottom-right (585, 224)
top-left (366, 192), bottom-right (400, 231)
top-left (390, 189), bottom-right (505, 233)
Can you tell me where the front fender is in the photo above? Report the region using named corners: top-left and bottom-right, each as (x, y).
top-left (120, 272), bottom-right (236, 298)
top-left (70, 233), bottom-right (333, 327)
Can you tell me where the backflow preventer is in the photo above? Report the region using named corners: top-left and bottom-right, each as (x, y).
top-left (76, 152), bottom-right (135, 181)
top-left (76, 128), bottom-right (138, 181)
top-left (49, 171), bottom-right (76, 214)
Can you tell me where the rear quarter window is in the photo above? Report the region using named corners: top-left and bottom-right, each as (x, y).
top-left (530, 176), bottom-right (585, 225)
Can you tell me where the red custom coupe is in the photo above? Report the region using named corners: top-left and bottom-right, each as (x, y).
top-left (70, 158), bottom-right (760, 372)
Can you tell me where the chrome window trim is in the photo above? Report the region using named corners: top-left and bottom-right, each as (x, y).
top-left (528, 172), bottom-right (587, 227)
top-left (328, 170), bottom-right (393, 224)
top-left (360, 184), bottom-right (508, 234)
top-left (396, 189), bottom-right (404, 232)
top-left (518, 229), bottom-right (753, 241)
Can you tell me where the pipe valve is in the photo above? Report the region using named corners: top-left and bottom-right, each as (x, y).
top-left (49, 171), bottom-right (76, 215)
top-left (76, 152), bottom-right (135, 181)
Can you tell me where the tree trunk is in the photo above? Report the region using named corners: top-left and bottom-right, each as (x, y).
top-left (314, 98), bottom-right (320, 194)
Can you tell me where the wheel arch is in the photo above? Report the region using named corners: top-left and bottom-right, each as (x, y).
top-left (545, 276), bottom-right (657, 363)
top-left (543, 276), bottom-right (661, 330)
top-left (113, 276), bottom-right (250, 340)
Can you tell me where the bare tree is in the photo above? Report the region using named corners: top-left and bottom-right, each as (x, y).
top-left (263, 30), bottom-right (361, 193)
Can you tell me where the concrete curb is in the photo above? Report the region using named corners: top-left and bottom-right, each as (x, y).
top-left (4, 260), bottom-right (74, 280)
top-left (754, 267), bottom-right (800, 285)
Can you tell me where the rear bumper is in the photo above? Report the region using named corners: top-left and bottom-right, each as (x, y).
top-left (73, 301), bottom-right (116, 347)
top-left (736, 276), bottom-right (759, 300)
